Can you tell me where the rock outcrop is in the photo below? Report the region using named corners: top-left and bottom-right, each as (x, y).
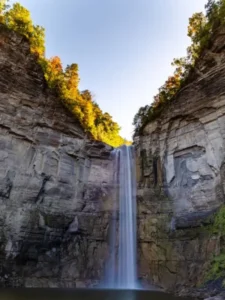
top-left (135, 26), bottom-right (225, 296)
top-left (0, 24), bottom-right (115, 287)
top-left (205, 293), bottom-right (225, 300)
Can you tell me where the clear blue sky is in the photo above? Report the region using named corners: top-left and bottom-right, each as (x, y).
top-left (11, 0), bottom-right (207, 140)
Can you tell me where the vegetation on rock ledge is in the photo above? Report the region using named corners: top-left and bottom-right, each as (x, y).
top-left (206, 205), bottom-right (225, 283)
top-left (133, 0), bottom-right (225, 136)
top-left (0, 0), bottom-right (130, 147)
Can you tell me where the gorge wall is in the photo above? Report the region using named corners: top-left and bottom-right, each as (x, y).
top-left (0, 24), bottom-right (115, 287)
top-left (1, 19), bottom-right (225, 298)
top-left (135, 26), bottom-right (225, 294)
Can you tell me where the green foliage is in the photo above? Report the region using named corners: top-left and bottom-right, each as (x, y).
top-left (133, 0), bottom-right (225, 136)
top-left (0, 0), bottom-right (9, 22)
top-left (206, 205), bottom-right (225, 282)
top-left (0, 2), bottom-right (129, 147)
top-left (207, 253), bottom-right (225, 280)
top-left (212, 205), bottom-right (225, 234)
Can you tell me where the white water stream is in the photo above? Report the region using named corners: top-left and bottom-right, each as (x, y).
top-left (105, 145), bottom-right (137, 289)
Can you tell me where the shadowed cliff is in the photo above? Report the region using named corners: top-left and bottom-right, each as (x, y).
top-left (0, 23), bottom-right (116, 288)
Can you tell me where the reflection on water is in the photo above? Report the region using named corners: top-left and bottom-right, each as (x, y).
top-left (0, 288), bottom-right (193, 300)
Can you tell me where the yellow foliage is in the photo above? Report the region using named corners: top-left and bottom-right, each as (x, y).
top-left (0, 1), bottom-right (131, 147)
top-left (1, 2), bottom-right (45, 57)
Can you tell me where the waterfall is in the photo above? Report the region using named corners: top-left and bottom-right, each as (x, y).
top-left (104, 145), bottom-right (137, 289)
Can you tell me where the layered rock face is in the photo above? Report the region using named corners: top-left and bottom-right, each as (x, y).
top-left (135, 27), bottom-right (225, 293)
top-left (2, 19), bottom-right (225, 296)
top-left (0, 25), bottom-right (115, 287)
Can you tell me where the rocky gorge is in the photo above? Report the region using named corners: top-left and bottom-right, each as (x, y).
top-left (0, 19), bottom-right (225, 300)
top-left (135, 26), bottom-right (225, 298)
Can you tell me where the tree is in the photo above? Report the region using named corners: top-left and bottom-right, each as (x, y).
top-left (41, 56), bottom-right (63, 89)
top-left (0, 1), bottom-right (129, 147)
top-left (3, 3), bottom-right (45, 57)
top-left (81, 89), bottom-right (92, 102)
top-left (0, 0), bottom-right (8, 22)
top-left (4, 3), bottom-right (33, 37)
top-left (61, 63), bottom-right (79, 100)
top-left (133, 0), bottom-right (225, 136)
top-left (30, 25), bottom-right (45, 56)
top-left (187, 12), bottom-right (208, 59)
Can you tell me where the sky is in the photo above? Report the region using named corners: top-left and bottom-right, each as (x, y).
top-left (11, 0), bottom-right (207, 140)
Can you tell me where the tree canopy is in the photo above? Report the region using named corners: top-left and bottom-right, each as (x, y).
top-left (0, 1), bottom-right (130, 147)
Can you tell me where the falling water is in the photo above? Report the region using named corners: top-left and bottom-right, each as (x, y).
top-left (104, 145), bottom-right (137, 289)
top-left (104, 149), bottom-right (119, 288)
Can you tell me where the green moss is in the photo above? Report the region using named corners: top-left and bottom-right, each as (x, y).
top-left (205, 205), bottom-right (225, 282)
top-left (212, 205), bottom-right (225, 234)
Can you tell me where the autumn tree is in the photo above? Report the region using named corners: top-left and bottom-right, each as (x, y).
top-left (187, 12), bottom-right (208, 60)
top-left (63, 64), bottom-right (79, 99)
top-left (2, 3), bottom-right (45, 57)
top-left (0, 0), bottom-right (8, 22)
top-left (133, 0), bottom-right (225, 137)
top-left (29, 25), bottom-right (45, 56)
top-left (41, 56), bottom-right (63, 89)
top-left (79, 90), bottom-right (95, 131)
top-left (0, 1), bottom-right (130, 147)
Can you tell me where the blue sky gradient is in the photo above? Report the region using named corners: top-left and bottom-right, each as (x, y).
top-left (11, 0), bottom-right (207, 139)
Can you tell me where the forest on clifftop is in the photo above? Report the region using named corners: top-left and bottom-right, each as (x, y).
top-left (133, 0), bottom-right (225, 136)
top-left (0, 0), bottom-right (130, 147)
top-left (1, 0), bottom-right (225, 145)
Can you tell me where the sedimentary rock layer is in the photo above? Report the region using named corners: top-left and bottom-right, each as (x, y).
top-left (135, 26), bottom-right (225, 294)
top-left (0, 24), bottom-right (115, 287)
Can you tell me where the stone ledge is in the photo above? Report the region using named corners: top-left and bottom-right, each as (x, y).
top-left (175, 209), bottom-right (218, 230)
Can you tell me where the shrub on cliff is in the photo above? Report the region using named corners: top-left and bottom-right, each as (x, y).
top-left (0, 1), bottom-right (129, 147)
top-left (1, 2), bottom-right (45, 57)
top-left (133, 0), bottom-right (225, 136)
top-left (206, 206), bottom-right (225, 283)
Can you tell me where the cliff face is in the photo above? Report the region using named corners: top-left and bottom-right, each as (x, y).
top-left (2, 20), bottom-right (225, 296)
top-left (135, 27), bottom-right (225, 293)
top-left (0, 25), bottom-right (115, 287)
